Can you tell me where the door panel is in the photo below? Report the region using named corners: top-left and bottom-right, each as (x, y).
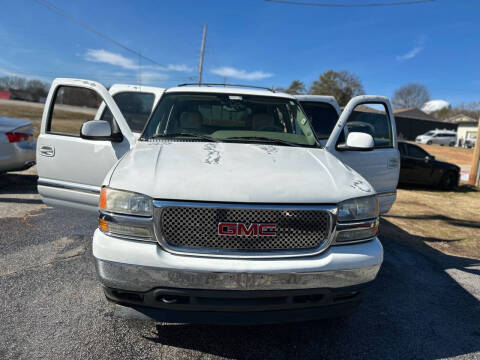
top-left (37, 78), bottom-right (134, 212)
top-left (326, 96), bottom-right (399, 214)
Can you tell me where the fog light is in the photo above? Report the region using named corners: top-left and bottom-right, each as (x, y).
top-left (99, 219), bottom-right (152, 239)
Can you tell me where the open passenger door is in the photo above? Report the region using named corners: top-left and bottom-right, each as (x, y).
top-left (325, 96), bottom-right (400, 214)
top-left (37, 78), bottom-right (135, 212)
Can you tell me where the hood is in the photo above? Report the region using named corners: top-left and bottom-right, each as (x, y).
top-left (108, 141), bottom-right (374, 203)
top-left (0, 116), bottom-right (32, 133)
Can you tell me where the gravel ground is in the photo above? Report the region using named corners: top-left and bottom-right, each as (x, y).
top-left (0, 169), bottom-right (479, 360)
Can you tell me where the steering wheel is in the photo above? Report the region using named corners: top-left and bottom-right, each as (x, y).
top-left (257, 125), bottom-right (283, 132)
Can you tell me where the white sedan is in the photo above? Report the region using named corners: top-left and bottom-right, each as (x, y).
top-left (0, 116), bottom-right (36, 173)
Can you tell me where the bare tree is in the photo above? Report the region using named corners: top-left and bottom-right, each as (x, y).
top-left (276, 80), bottom-right (306, 95)
top-left (392, 83), bottom-right (430, 109)
top-left (309, 70), bottom-right (364, 106)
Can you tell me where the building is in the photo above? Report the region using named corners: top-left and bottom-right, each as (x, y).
top-left (446, 114), bottom-right (478, 147)
top-left (393, 107), bottom-right (457, 141)
top-left (0, 89), bottom-right (11, 99)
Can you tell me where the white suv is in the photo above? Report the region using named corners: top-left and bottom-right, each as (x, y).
top-left (36, 79), bottom-right (399, 324)
top-left (415, 129), bottom-right (457, 146)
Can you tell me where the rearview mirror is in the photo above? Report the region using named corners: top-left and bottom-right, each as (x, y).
top-left (80, 120), bottom-right (122, 142)
top-left (337, 132), bottom-right (374, 151)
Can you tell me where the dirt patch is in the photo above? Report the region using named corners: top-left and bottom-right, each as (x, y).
top-left (414, 142), bottom-right (473, 166)
top-left (382, 187), bottom-right (480, 260)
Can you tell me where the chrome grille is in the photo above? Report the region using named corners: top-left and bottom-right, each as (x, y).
top-left (158, 205), bottom-right (332, 253)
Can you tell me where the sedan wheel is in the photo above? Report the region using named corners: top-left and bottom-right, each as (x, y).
top-left (440, 171), bottom-right (458, 190)
top-left (427, 140), bottom-right (433, 145)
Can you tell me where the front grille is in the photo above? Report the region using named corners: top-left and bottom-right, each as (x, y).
top-left (159, 206), bottom-right (331, 253)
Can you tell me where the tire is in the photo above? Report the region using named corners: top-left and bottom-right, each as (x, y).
top-left (449, 142), bottom-right (455, 147)
top-left (427, 140), bottom-right (433, 145)
top-left (440, 171), bottom-right (458, 190)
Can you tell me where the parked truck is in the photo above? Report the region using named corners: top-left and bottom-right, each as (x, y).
top-left (37, 79), bottom-right (399, 324)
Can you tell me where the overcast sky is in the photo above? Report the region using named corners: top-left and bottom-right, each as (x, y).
top-left (0, 0), bottom-right (479, 105)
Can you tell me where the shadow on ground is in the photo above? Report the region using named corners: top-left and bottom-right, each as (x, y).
top-left (0, 172), bottom-right (38, 195)
top-left (139, 221), bottom-right (480, 359)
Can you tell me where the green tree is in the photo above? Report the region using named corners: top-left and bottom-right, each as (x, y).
top-left (277, 80), bottom-right (306, 95)
top-left (309, 70), bottom-right (364, 106)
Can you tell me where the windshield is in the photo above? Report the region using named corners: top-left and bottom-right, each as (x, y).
top-left (425, 131), bottom-right (435, 136)
top-left (142, 92), bottom-right (318, 147)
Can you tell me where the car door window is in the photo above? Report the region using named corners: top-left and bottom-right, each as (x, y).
top-left (398, 142), bottom-right (407, 155)
top-left (298, 101), bottom-right (339, 140)
top-left (102, 92), bottom-right (155, 132)
top-left (406, 144), bottom-right (429, 159)
top-left (48, 86), bottom-right (102, 136)
top-left (344, 104), bottom-right (393, 148)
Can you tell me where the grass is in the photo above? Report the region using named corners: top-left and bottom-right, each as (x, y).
top-left (382, 187), bottom-right (480, 260)
top-left (0, 101), bottom-right (92, 138)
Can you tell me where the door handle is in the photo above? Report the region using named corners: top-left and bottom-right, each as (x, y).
top-left (39, 145), bottom-right (55, 157)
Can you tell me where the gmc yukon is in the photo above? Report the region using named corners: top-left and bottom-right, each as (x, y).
top-left (37, 79), bottom-right (399, 324)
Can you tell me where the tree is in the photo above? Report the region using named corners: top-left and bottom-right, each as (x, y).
top-left (309, 70), bottom-right (364, 106)
top-left (25, 79), bottom-right (49, 102)
top-left (276, 80), bottom-right (306, 95)
top-left (392, 83), bottom-right (430, 109)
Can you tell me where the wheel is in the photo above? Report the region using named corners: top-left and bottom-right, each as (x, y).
top-left (427, 140), bottom-right (433, 145)
top-left (449, 142), bottom-right (455, 147)
top-left (440, 171), bottom-right (458, 190)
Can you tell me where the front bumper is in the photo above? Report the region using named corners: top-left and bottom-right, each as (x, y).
top-left (93, 229), bottom-right (383, 292)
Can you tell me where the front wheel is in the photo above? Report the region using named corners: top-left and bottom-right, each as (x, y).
top-left (449, 141), bottom-right (455, 147)
top-left (427, 140), bottom-right (433, 145)
top-left (440, 171), bottom-right (458, 190)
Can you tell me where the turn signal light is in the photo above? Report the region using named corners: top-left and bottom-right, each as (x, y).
top-left (99, 218), bottom-right (109, 232)
top-left (99, 187), bottom-right (107, 210)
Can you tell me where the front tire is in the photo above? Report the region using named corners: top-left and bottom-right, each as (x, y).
top-left (427, 140), bottom-right (433, 145)
top-left (449, 141), bottom-right (455, 147)
top-left (440, 171), bottom-right (458, 190)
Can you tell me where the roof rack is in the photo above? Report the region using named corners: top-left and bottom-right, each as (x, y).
top-left (177, 83), bottom-right (275, 93)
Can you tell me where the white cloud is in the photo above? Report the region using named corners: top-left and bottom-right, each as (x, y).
top-left (421, 100), bottom-right (451, 114)
top-left (85, 49), bottom-right (137, 69)
top-left (159, 64), bottom-right (193, 72)
top-left (211, 66), bottom-right (273, 81)
top-left (396, 46), bottom-right (423, 61)
top-left (139, 72), bottom-right (169, 84)
top-left (0, 67), bottom-right (22, 77)
top-left (84, 49), bottom-right (192, 72)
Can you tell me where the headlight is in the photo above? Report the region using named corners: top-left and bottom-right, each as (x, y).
top-left (338, 196), bottom-right (378, 221)
top-left (99, 187), bottom-right (153, 217)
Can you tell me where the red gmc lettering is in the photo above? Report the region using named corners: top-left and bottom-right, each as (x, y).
top-left (217, 223), bottom-right (277, 237)
top-left (218, 223), bottom-right (237, 236)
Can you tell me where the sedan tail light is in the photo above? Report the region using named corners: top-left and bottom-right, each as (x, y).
top-left (5, 132), bottom-right (30, 143)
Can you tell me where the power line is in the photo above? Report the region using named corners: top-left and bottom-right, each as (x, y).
top-left (265, 0), bottom-right (434, 7)
top-left (31, 0), bottom-right (166, 67)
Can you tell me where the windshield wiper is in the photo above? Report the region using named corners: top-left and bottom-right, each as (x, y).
top-left (149, 133), bottom-right (218, 142)
top-left (223, 136), bottom-right (302, 147)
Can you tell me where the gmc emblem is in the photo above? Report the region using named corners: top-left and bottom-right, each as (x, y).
top-left (218, 223), bottom-right (277, 237)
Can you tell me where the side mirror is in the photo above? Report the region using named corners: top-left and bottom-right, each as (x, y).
top-left (425, 155), bottom-right (435, 162)
top-left (337, 132), bottom-right (374, 151)
top-left (80, 120), bottom-right (123, 142)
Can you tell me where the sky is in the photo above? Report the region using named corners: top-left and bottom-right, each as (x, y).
top-left (0, 0), bottom-right (479, 106)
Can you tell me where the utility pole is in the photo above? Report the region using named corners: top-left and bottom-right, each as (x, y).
top-left (138, 50), bottom-right (142, 85)
top-left (198, 24), bottom-right (207, 85)
top-left (468, 116), bottom-right (480, 186)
